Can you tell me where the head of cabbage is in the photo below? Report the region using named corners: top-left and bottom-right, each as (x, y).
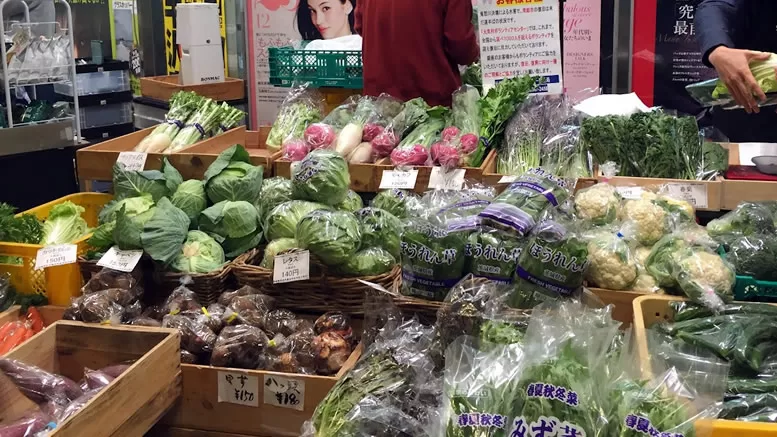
top-left (335, 190), bottom-right (363, 213)
top-left (354, 207), bottom-right (402, 258)
top-left (259, 177), bottom-right (293, 221)
top-left (370, 189), bottom-right (422, 219)
top-left (336, 247), bottom-right (395, 276)
top-left (204, 145), bottom-right (263, 204)
top-left (113, 158), bottom-right (182, 202)
top-left (199, 200), bottom-right (263, 258)
top-left (291, 149), bottom-right (350, 206)
top-left (171, 180), bottom-right (207, 226)
top-left (90, 195), bottom-right (155, 250)
top-left (41, 201), bottom-right (90, 246)
top-left (171, 230), bottom-right (226, 273)
top-left (295, 209), bottom-right (361, 266)
top-left (259, 238), bottom-right (299, 269)
top-left (263, 200), bottom-right (330, 241)
top-left (113, 197), bottom-right (190, 266)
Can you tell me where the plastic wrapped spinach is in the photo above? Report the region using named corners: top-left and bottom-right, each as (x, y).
top-left (479, 167), bottom-right (571, 237)
top-left (464, 227), bottom-right (523, 283)
top-left (707, 202), bottom-right (776, 249)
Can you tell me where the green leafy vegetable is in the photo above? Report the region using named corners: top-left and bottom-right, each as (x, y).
top-left (113, 158), bottom-right (182, 202)
top-left (0, 203), bottom-right (42, 245)
top-left (263, 200), bottom-right (329, 241)
top-left (354, 207), bottom-right (402, 258)
top-left (728, 234), bottom-right (777, 281)
top-left (199, 200), bottom-right (263, 258)
top-left (291, 149), bottom-right (350, 206)
top-left (258, 177), bottom-right (293, 221)
top-left (465, 228), bottom-right (523, 283)
top-left (295, 209), bottom-right (361, 266)
top-left (334, 190), bottom-right (363, 213)
top-left (171, 180), bottom-right (207, 226)
top-left (114, 198), bottom-right (190, 266)
top-left (204, 145), bottom-right (263, 204)
top-left (259, 238), bottom-right (299, 269)
top-left (713, 53), bottom-right (777, 99)
top-left (40, 201), bottom-right (89, 245)
top-left (171, 230), bottom-right (226, 273)
top-left (335, 247), bottom-right (395, 276)
top-left (266, 101), bottom-right (322, 153)
top-left (370, 189), bottom-right (422, 219)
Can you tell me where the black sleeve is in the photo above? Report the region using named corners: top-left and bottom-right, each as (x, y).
top-left (695, 0), bottom-right (740, 67)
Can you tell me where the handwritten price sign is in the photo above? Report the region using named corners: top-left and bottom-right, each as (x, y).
top-left (97, 246), bottom-right (143, 272)
top-left (218, 371), bottom-right (259, 407)
top-left (264, 375), bottom-right (305, 411)
top-left (35, 245), bottom-right (77, 270)
top-left (116, 152), bottom-right (147, 171)
top-left (380, 169), bottom-right (419, 189)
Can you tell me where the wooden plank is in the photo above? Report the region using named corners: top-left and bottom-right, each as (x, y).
top-left (141, 76), bottom-right (245, 102)
top-left (111, 373), bottom-right (182, 437)
top-left (603, 175), bottom-right (723, 211)
top-left (171, 126), bottom-right (274, 178)
top-left (721, 179), bottom-right (777, 210)
top-left (148, 426), bottom-right (261, 437)
top-left (589, 288), bottom-right (647, 327)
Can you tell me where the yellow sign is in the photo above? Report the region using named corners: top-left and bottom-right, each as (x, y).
top-left (163, 0), bottom-right (228, 75)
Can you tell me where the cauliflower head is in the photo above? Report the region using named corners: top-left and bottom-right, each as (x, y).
top-left (585, 236), bottom-right (638, 290)
top-left (633, 270), bottom-right (664, 293)
top-left (574, 184), bottom-right (620, 225)
top-left (674, 249), bottom-right (735, 307)
top-left (634, 246), bottom-right (652, 267)
top-left (621, 199), bottom-right (667, 246)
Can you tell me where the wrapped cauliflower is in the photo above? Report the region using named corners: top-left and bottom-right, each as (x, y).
top-left (574, 183), bottom-right (621, 225)
top-left (619, 193), bottom-right (667, 246)
top-left (672, 247), bottom-right (735, 310)
top-left (584, 230), bottom-right (638, 290)
top-left (644, 224), bottom-right (719, 288)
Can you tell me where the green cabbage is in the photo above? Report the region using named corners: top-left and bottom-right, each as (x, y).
top-left (171, 180), bottom-right (207, 225)
top-left (90, 195), bottom-right (155, 250)
top-left (204, 145), bottom-right (263, 204)
top-left (354, 207), bottom-right (401, 258)
top-left (335, 190), bottom-right (363, 213)
top-left (296, 210), bottom-right (361, 266)
top-left (114, 197), bottom-right (190, 266)
top-left (259, 177), bottom-right (293, 221)
top-left (171, 230), bottom-right (225, 273)
top-left (264, 200), bottom-right (329, 241)
top-left (291, 149), bottom-right (350, 206)
top-left (199, 200), bottom-right (263, 258)
top-left (259, 238), bottom-right (299, 269)
top-left (336, 247), bottom-right (395, 276)
top-left (370, 189), bottom-right (422, 219)
top-left (113, 158), bottom-right (182, 202)
top-left (41, 201), bottom-right (90, 245)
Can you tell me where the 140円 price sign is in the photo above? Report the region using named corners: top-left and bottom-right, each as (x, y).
top-left (273, 251), bottom-right (310, 284)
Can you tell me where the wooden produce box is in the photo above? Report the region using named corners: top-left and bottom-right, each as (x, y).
top-left (172, 126), bottom-right (275, 178)
top-left (480, 150), bottom-right (597, 194)
top-left (721, 180), bottom-right (777, 210)
top-left (0, 305), bottom-right (66, 331)
top-left (589, 288), bottom-right (648, 327)
top-left (141, 76), bottom-right (245, 102)
top-left (601, 176), bottom-right (723, 211)
top-left (0, 321), bottom-right (181, 436)
top-left (76, 126), bottom-right (245, 184)
top-left (161, 344), bottom-right (362, 437)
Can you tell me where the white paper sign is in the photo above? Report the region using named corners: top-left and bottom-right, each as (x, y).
top-left (666, 183), bottom-right (709, 209)
top-left (498, 175), bottom-right (518, 184)
top-left (35, 244), bottom-right (77, 270)
top-left (217, 371), bottom-right (259, 407)
top-left (616, 186), bottom-right (643, 200)
top-left (97, 246), bottom-right (143, 272)
top-left (116, 152), bottom-right (147, 171)
top-left (273, 251), bottom-right (310, 284)
top-left (380, 169), bottom-right (419, 189)
top-left (428, 167), bottom-right (466, 190)
top-left (263, 374), bottom-right (305, 411)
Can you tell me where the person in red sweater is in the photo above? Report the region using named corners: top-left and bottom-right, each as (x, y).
top-left (354, 0), bottom-right (479, 107)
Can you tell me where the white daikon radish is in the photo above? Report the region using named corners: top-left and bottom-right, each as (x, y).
top-left (336, 123), bottom-right (364, 157)
top-left (348, 142), bottom-right (374, 164)
top-left (141, 134), bottom-right (173, 153)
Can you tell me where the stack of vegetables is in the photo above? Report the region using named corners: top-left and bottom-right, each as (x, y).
top-left (134, 91), bottom-right (244, 154)
top-left (0, 307), bottom-right (45, 354)
top-left (0, 200), bottom-right (91, 265)
top-left (268, 75), bottom-right (538, 168)
top-left (259, 149), bottom-right (399, 277)
top-left (87, 146), bottom-right (264, 275)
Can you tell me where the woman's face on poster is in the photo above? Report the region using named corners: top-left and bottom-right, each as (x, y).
top-left (308, 0), bottom-right (353, 39)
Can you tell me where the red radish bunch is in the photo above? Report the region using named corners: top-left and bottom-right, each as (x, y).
top-left (282, 139), bottom-right (310, 162)
top-left (371, 130), bottom-right (399, 158)
top-left (430, 142), bottom-right (460, 167)
top-left (362, 123), bottom-right (384, 142)
top-left (390, 144), bottom-right (429, 166)
top-left (304, 123), bottom-right (336, 150)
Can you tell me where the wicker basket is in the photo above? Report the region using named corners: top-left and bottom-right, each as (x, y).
top-left (151, 262), bottom-right (232, 306)
top-left (77, 257), bottom-right (102, 283)
top-left (232, 249), bottom-right (401, 314)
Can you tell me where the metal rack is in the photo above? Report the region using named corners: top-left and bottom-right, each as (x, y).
top-left (0, 0), bottom-right (81, 153)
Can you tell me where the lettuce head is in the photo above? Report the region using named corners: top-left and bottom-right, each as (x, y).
top-left (199, 200), bottom-right (263, 258)
top-left (296, 209), bottom-right (361, 266)
top-left (259, 177), bottom-right (293, 221)
top-left (204, 145), bottom-right (264, 204)
top-left (41, 201), bottom-right (90, 245)
top-left (336, 247), bottom-right (395, 276)
top-left (171, 230), bottom-right (226, 273)
top-left (291, 149), bottom-right (350, 206)
top-left (114, 197), bottom-right (190, 266)
top-left (264, 200), bottom-right (330, 241)
top-left (171, 180), bottom-right (207, 225)
top-left (259, 238), bottom-right (299, 269)
top-left (354, 207), bottom-right (402, 258)
top-left (335, 190), bottom-right (363, 213)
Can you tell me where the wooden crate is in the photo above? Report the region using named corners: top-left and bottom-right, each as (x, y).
top-left (161, 344), bottom-right (362, 436)
top-left (480, 150), bottom-right (597, 194)
top-left (148, 427), bottom-right (259, 437)
top-left (721, 180), bottom-right (777, 210)
top-left (0, 305), bottom-right (66, 331)
top-left (76, 126), bottom-right (246, 184)
top-left (589, 288), bottom-right (648, 327)
top-left (632, 295), bottom-right (777, 436)
top-left (602, 176), bottom-right (723, 211)
top-left (173, 126), bottom-right (275, 178)
top-left (141, 76), bottom-right (245, 102)
top-left (0, 321), bottom-right (181, 436)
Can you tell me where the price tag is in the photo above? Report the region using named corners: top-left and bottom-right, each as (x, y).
top-left (379, 169), bottom-right (418, 189)
top-left (615, 186), bottom-right (643, 200)
top-left (217, 371), bottom-right (259, 407)
top-left (116, 152), bottom-right (147, 171)
top-left (428, 167), bottom-right (466, 190)
top-left (35, 244), bottom-right (77, 270)
top-left (273, 251), bottom-right (310, 284)
top-left (498, 175), bottom-right (517, 184)
top-left (264, 375), bottom-right (305, 411)
top-left (666, 183), bottom-right (709, 209)
top-left (97, 246), bottom-right (143, 272)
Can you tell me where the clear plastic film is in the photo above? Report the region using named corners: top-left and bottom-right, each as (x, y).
top-left (573, 182), bottom-right (622, 227)
top-left (267, 323), bottom-right (317, 375)
top-left (161, 277), bottom-right (202, 315)
top-left (431, 85), bottom-right (481, 169)
top-left (464, 226), bottom-right (523, 284)
top-left (390, 105), bottom-right (449, 168)
top-left (671, 245), bottom-right (735, 311)
top-left (0, 358), bottom-right (83, 405)
top-left (266, 83), bottom-right (325, 154)
top-left (162, 314), bottom-right (217, 356)
top-left (217, 285), bottom-right (266, 307)
top-left (0, 412), bottom-right (51, 437)
top-left (370, 188), bottom-right (425, 220)
top-left (583, 227), bottom-right (639, 291)
top-left (686, 53), bottom-right (777, 110)
top-left (221, 294), bottom-right (275, 328)
top-left (210, 325), bottom-right (270, 370)
top-left (728, 233), bottom-right (777, 282)
top-left (335, 96), bottom-right (379, 163)
top-left (707, 202), bottom-right (776, 249)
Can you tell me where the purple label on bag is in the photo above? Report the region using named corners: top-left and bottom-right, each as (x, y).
top-left (509, 181), bottom-right (559, 206)
top-left (447, 216), bottom-right (482, 232)
top-left (515, 265), bottom-right (575, 296)
top-left (437, 199), bottom-right (491, 215)
top-left (479, 203), bottom-right (535, 235)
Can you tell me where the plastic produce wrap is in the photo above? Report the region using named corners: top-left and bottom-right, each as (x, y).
top-left (541, 124), bottom-right (589, 179)
top-left (266, 84), bottom-right (324, 153)
top-left (162, 314), bottom-right (217, 355)
top-left (719, 393), bottom-right (777, 422)
top-left (210, 325), bottom-right (270, 369)
top-left (264, 200), bottom-right (330, 241)
top-left (686, 53), bottom-right (777, 109)
top-left (360, 94), bottom-right (403, 158)
top-left (333, 395), bottom-right (433, 437)
top-left (313, 332), bottom-right (352, 375)
top-left (217, 285), bottom-right (265, 307)
top-left (185, 304), bottom-right (225, 334)
top-left (334, 190), bottom-right (363, 213)
top-left (221, 294), bottom-right (275, 328)
top-left (78, 292), bottom-right (124, 325)
top-left (671, 246), bottom-right (735, 310)
top-left (0, 412), bottom-right (51, 437)
top-left (0, 358), bottom-right (82, 405)
top-left (56, 388), bottom-right (101, 424)
top-left (334, 96), bottom-right (378, 159)
top-left (479, 168), bottom-right (572, 237)
top-left (282, 138), bottom-right (311, 162)
top-left (644, 224), bottom-right (719, 288)
top-left (0, 273), bottom-right (12, 312)
top-left (80, 268), bottom-right (143, 301)
top-left (432, 85), bottom-right (481, 168)
top-left (728, 234), bottom-right (777, 281)
top-left (314, 311), bottom-right (353, 342)
top-left (707, 202), bottom-right (776, 249)
top-left (354, 207), bottom-right (402, 258)
top-left (336, 248), bottom-right (395, 276)
top-left (259, 238), bottom-right (300, 269)
top-left (268, 325), bottom-right (317, 374)
top-left (82, 368), bottom-right (114, 391)
top-left (370, 189), bottom-right (424, 219)
top-left (511, 209), bottom-right (588, 302)
top-left (291, 149), bottom-right (351, 206)
top-left (129, 316), bottom-right (161, 327)
top-left (574, 183), bottom-right (621, 226)
top-left (390, 107), bottom-right (449, 167)
top-left (295, 210), bottom-right (361, 266)
top-left (583, 229), bottom-right (638, 290)
top-left (161, 278), bottom-right (201, 315)
top-left (264, 309), bottom-right (297, 337)
top-left (258, 177), bottom-right (293, 223)
top-left (320, 95), bottom-right (360, 131)
top-left (464, 227), bottom-right (523, 283)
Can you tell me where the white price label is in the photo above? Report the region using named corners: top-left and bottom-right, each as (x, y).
top-left (35, 244), bottom-right (77, 270)
top-left (273, 251), bottom-right (310, 284)
top-left (97, 246), bottom-right (143, 272)
top-left (264, 375), bottom-right (305, 411)
top-left (428, 167), bottom-right (466, 190)
top-left (666, 183), bottom-right (708, 209)
top-left (380, 169), bottom-right (419, 189)
top-left (116, 152), bottom-right (147, 171)
top-left (217, 371), bottom-right (259, 407)
top-left (615, 186), bottom-right (643, 200)
top-left (498, 175), bottom-right (518, 184)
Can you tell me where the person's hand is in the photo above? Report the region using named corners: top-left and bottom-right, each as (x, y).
top-left (709, 46), bottom-right (770, 113)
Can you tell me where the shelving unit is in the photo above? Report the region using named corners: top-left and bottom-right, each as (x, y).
top-left (0, 0), bottom-right (80, 155)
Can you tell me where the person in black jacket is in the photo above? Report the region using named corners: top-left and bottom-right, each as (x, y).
top-left (696, 0), bottom-right (777, 141)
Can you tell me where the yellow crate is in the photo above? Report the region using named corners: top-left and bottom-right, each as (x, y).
top-left (0, 193), bottom-right (112, 306)
top-left (633, 295), bottom-right (777, 436)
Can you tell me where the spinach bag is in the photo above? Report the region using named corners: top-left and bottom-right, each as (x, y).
top-left (465, 228), bottom-right (523, 284)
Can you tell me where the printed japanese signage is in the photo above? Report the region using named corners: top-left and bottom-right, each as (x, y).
top-left (631, 0), bottom-right (716, 111)
top-left (380, 169), bottom-right (419, 190)
top-left (217, 371), bottom-right (259, 407)
top-left (264, 375), bottom-right (305, 410)
top-left (273, 251), bottom-right (310, 283)
top-left (476, 0), bottom-right (563, 94)
top-left (562, 0), bottom-right (601, 97)
top-left (163, 0), bottom-right (228, 75)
